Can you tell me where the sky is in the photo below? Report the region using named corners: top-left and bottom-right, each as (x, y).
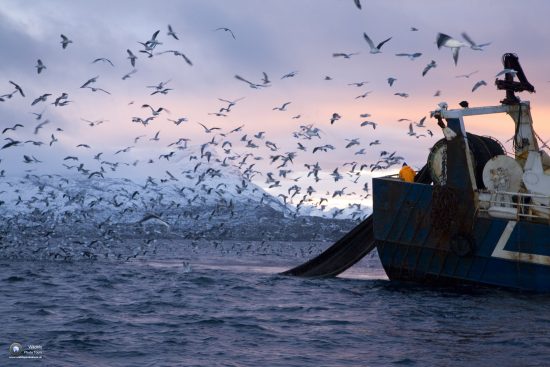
top-left (1, 0), bottom-right (549, 210)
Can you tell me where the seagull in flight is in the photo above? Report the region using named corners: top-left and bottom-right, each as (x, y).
top-left (122, 69), bottom-right (137, 80)
top-left (332, 52), bottom-right (359, 59)
top-left (363, 32), bottom-right (392, 54)
top-left (281, 71), bottom-right (298, 79)
top-left (216, 27), bottom-right (236, 39)
top-left (9, 81), bottom-right (25, 97)
top-left (35, 59), bottom-right (46, 74)
top-left (92, 58), bottom-right (114, 67)
top-left (60, 34), bottom-right (73, 49)
top-left (197, 122), bottom-right (221, 133)
top-left (422, 60), bottom-right (437, 76)
top-left (167, 24), bottom-right (179, 40)
top-left (471, 80), bottom-right (487, 92)
top-left (80, 75), bottom-right (99, 88)
top-left (273, 102), bottom-right (291, 111)
top-left (234, 74), bottom-right (262, 89)
top-left (395, 52), bottom-right (422, 60)
top-left (387, 77), bottom-right (397, 86)
top-left (456, 70), bottom-right (478, 78)
top-left (353, 0), bottom-right (362, 9)
top-left (495, 68), bottom-right (518, 78)
top-left (461, 32), bottom-right (491, 51)
top-left (31, 93), bottom-right (52, 106)
top-left (127, 49), bottom-right (137, 67)
top-left (436, 33), bottom-right (468, 65)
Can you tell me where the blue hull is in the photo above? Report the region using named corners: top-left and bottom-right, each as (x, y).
top-left (373, 177), bottom-right (550, 292)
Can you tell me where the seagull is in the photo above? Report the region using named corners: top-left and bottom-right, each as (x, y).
top-left (422, 60), bottom-right (437, 76)
top-left (281, 71), bottom-right (298, 79)
top-left (332, 52), bottom-right (359, 59)
top-left (355, 90), bottom-right (373, 99)
top-left (85, 86), bottom-right (111, 94)
top-left (456, 70), bottom-right (478, 78)
top-left (80, 75), bottom-right (99, 88)
top-left (363, 32), bottom-right (392, 54)
top-left (353, 0), bottom-right (362, 9)
top-left (168, 117), bottom-right (188, 125)
top-left (2, 124), bottom-right (23, 134)
top-left (273, 102), bottom-right (291, 111)
top-left (361, 121), bottom-right (377, 129)
top-left (234, 74), bottom-right (261, 89)
top-left (387, 77), bottom-right (397, 87)
top-left (461, 32), bottom-right (491, 51)
top-left (143, 30), bottom-right (162, 49)
top-left (156, 50), bottom-right (193, 65)
top-left (142, 104), bottom-right (169, 116)
top-left (35, 59), bottom-right (46, 74)
top-left (408, 123), bottom-right (416, 136)
top-left (395, 52), bottom-right (422, 60)
top-left (394, 92), bottom-right (409, 98)
top-left (436, 33), bottom-right (468, 65)
top-left (167, 24), bottom-right (179, 40)
top-left (122, 69), bottom-right (137, 80)
top-left (495, 68), bottom-right (518, 78)
top-left (34, 120), bottom-right (50, 134)
top-left (9, 81), bottom-right (25, 97)
top-left (348, 81), bottom-right (369, 87)
top-left (471, 80), bottom-right (487, 92)
top-left (261, 72), bottom-right (271, 85)
top-left (127, 49), bottom-right (137, 67)
top-left (31, 93), bottom-right (52, 106)
top-left (60, 34), bottom-right (73, 49)
top-left (92, 58), bottom-right (114, 67)
top-left (414, 116), bottom-right (427, 127)
top-left (330, 113), bottom-right (341, 124)
top-left (197, 122), bottom-right (221, 133)
top-left (215, 27), bottom-right (236, 39)
top-left (345, 138), bottom-right (360, 148)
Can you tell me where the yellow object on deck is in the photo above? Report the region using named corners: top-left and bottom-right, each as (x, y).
top-left (399, 165), bottom-right (416, 182)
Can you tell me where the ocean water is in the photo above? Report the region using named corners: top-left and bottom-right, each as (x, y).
top-left (1, 240), bottom-right (549, 367)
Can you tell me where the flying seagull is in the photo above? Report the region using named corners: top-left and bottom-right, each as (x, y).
top-left (461, 32), bottom-right (491, 51)
top-left (35, 59), bottom-right (46, 74)
top-left (495, 68), bottom-right (518, 78)
top-left (9, 81), bottom-right (25, 97)
top-left (92, 58), bottom-right (114, 67)
top-left (216, 27), bottom-right (236, 39)
top-left (456, 70), bottom-right (478, 78)
top-left (127, 49), bottom-right (137, 67)
top-left (471, 80), bottom-right (487, 92)
top-left (80, 75), bottom-right (99, 88)
top-left (60, 34), bottom-right (73, 49)
top-left (167, 24), bottom-right (179, 40)
top-left (422, 60), bottom-right (437, 76)
top-left (395, 52), bottom-right (422, 60)
top-left (436, 33), bottom-right (468, 65)
top-left (353, 0), bottom-right (362, 9)
top-left (363, 32), bottom-right (392, 54)
top-left (332, 52), bottom-right (359, 59)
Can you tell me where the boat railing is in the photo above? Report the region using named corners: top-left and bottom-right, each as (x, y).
top-left (477, 190), bottom-right (550, 222)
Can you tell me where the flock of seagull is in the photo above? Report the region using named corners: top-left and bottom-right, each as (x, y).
top-left (0, 3), bottom-right (514, 261)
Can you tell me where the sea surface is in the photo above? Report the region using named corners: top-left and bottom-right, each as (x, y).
top-left (1, 240), bottom-right (549, 367)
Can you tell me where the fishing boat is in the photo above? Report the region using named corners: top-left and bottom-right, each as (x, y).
top-left (283, 53), bottom-right (550, 292)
